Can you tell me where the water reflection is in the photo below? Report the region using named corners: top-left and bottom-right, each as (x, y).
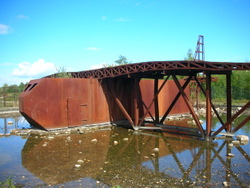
top-left (0, 116), bottom-right (30, 135)
top-left (22, 130), bottom-right (110, 186)
top-left (21, 128), bottom-right (249, 187)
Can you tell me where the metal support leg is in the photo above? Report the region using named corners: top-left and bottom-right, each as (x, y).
top-left (206, 73), bottom-right (212, 140)
top-left (226, 72), bottom-right (232, 132)
top-left (154, 78), bottom-right (159, 123)
top-left (133, 78), bottom-right (140, 126)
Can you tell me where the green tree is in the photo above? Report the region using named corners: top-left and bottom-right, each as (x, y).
top-left (54, 66), bottom-right (72, 78)
top-left (184, 48), bottom-right (194, 61)
top-left (19, 82), bottom-right (26, 92)
top-left (114, 55), bottom-right (130, 65)
top-left (103, 55), bottom-right (131, 67)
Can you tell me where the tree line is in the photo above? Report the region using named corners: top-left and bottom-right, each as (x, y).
top-left (211, 71), bottom-right (250, 100)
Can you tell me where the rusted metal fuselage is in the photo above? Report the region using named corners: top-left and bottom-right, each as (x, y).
top-left (19, 78), bottom-right (189, 130)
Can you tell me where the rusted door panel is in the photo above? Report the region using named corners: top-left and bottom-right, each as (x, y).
top-left (67, 98), bottom-right (88, 127)
top-left (81, 104), bottom-right (88, 125)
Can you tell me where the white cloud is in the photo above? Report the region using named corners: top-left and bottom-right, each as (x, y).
top-left (90, 63), bottom-right (106, 69)
top-left (0, 24), bottom-right (12, 34)
top-left (115, 17), bottom-right (130, 22)
top-left (85, 47), bottom-right (100, 51)
top-left (12, 59), bottom-right (56, 77)
top-left (17, 14), bottom-right (29, 19)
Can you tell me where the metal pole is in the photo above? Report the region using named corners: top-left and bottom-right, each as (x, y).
top-left (154, 78), bottom-right (159, 123)
top-left (226, 72), bottom-right (232, 132)
top-left (133, 78), bottom-right (140, 126)
top-left (206, 73), bottom-right (212, 140)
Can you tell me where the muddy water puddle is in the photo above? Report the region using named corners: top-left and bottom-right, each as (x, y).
top-left (0, 115), bottom-right (250, 187)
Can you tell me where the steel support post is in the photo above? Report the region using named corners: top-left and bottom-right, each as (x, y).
top-left (138, 75), bottom-right (170, 126)
top-left (133, 78), bottom-right (140, 126)
top-left (194, 77), bottom-right (225, 126)
top-left (206, 73), bottom-right (212, 140)
top-left (154, 78), bottom-right (160, 123)
top-left (226, 72), bottom-right (232, 132)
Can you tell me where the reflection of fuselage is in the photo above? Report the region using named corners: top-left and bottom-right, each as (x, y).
top-left (22, 130), bottom-right (111, 185)
top-left (19, 78), bottom-right (189, 130)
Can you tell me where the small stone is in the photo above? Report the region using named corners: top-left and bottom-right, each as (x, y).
top-left (236, 135), bottom-right (249, 142)
top-left (7, 121), bottom-right (13, 125)
top-left (227, 153), bottom-right (234, 158)
top-left (114, 141), bottom-right (118, 145)
top-left (77, 159), bottom-right (84, 164)
top-left (228, 143), bottom-right (234, 148)
top-left (232, 140), bottom-right (240, 145)
top-left (151, 153), bottom-right (156, 157)
top-left (77, 128), bottom-right (84, 134)
top-left (91, 139), bottom-right (97, 143)
top-left (223, 181), bottom-right (228, 186)
top-left (153, 148), bottom-right (159, 152)
top-left (75, 164), bottom-right (81, 168)
top-left (123, 138), bottom-right (129, 141)
top-left (48, 136), bottom-right (54, 140)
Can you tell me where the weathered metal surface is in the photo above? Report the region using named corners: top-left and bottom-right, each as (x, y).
top-left (19, 78), bottom-right (189, 130)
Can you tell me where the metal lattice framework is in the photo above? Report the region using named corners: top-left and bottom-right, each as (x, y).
top-left (46, 61), bottom-right (250, 79)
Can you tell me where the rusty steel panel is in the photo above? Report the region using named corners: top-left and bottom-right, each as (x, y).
top-left (20, 77), bottom-right (190, 130)
top-left (67, 98), bottom-right (87, 127)
top-left (19, 78), bottom-right (110, 130)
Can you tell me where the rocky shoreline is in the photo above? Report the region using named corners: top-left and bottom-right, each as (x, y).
top-left (0, 108), bottom-right (20, 118)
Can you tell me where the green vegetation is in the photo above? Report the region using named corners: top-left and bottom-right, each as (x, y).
top-left (184, 48), bottom-right (194, 61)
top-left (0, 177), bottom-right (16, 188)
top-left (0, 83), bottom-right (26, 108)
top-left (103, 55), bottom-right (131, 67)
top-left (210, 71), bottom-right (250, 102)
top-left (54, 66), bottom-right (72, 78)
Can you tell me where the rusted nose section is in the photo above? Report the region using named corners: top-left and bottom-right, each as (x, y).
top-left (19, 78), bottom-right (110, 130)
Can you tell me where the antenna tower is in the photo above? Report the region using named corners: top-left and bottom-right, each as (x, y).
top-left (194, 35), bottom-right (205, 61)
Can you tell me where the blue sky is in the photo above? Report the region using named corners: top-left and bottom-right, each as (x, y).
top-left (0, 0), bottom-right (250, 86)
